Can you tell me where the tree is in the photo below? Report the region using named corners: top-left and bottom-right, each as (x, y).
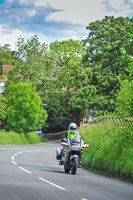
top-left (119, 27), bottom-right (133, 81)
top-left (114, 21), bottom-right (133, 118)
top-left (49, 40), bottom-right (85, 88)
top-left (83, 16), bottom-right (132, 114)
top-left (43, 40), bottom-right (96, 130)
top-left (8, 38), bottom-right (96, 131)
top-left (6, 82), bottom-right (47, 133)
top-left (0, 44), bottom-right (17, 75)
top-left (14, 35), bottom-right (48, 91)
top-left (0, 93), bottom-right (7, 128)
top-left (115, 80), bottom-right (133, 117)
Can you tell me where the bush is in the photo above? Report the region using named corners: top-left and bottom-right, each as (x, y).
top-left (7, 82), bottom-right (47, 133)
top-left (81, 121), bottom-right (133, 181)
top-left (0, 130), bottom-right (48, 145)
top-left (115, 80), bottom-right (133, 117)
top-left (0, 93), bottom-right (7, 128)
top-left (25, 132), bottom-right (41, 144)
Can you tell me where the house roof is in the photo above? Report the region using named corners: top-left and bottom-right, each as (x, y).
top-left (0, 79), bottom-right (6, 84)
top-left (2, 65), bottom-right (14, 75)
top-left (62, 86), bottom-right (74, 92)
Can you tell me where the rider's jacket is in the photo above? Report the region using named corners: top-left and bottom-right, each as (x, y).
top-left (61, 131), bottom-right (84, 143)
top-left (61, 131), bottom-right (76, 142)
top-left (67, 130), bottom-right (76, 140)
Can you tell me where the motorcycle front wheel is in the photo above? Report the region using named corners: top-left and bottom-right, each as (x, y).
top-left (71, 157), bottom-right (78, 175)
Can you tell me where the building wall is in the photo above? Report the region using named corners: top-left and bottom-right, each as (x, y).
top-left (2, 65), bottom-right (14, 78)
top-left (0, 65), bottom-right (14, 93)
top-left (0, 81), bottom-right (6, 93)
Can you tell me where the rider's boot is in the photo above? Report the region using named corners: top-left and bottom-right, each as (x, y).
top-left (59, 160), bottom-right (64, 165)
top-left (78, 161), bottom-right (83, 168)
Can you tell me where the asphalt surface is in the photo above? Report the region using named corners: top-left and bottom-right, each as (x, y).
top-left (0, 141), bottom-right (132, 200)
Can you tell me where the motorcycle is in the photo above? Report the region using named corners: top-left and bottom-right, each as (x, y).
top-left (56, 133), bottom-right (89, 175)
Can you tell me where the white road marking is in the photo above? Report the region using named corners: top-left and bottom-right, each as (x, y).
top-left (11, 156), bottom-right (14, 160)
top-left (18, 151), bottom-right (23, 154)
top-left (11, 148), bottom-right (67, 191)
top-left (81, 198), bottom-right (88, 200)
top-left (19, 166), bottom-right (32, 174)
top-left (38, 177), bottom-right (66, 191)
top-left (12, 161), bottom-right (17, 166)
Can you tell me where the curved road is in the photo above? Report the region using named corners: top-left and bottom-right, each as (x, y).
top-left (0, 141), bottom-right (132, 200)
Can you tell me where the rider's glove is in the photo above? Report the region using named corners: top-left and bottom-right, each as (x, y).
top-left (67, 140), bottom-right (70, 146)
top-left (63, 138), bottom-right (67, 142)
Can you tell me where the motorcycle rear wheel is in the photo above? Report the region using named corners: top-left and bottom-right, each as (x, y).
top-left (71, 157), bottom-right (78, 175)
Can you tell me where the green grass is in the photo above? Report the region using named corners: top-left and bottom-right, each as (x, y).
top-left (0, 130), bottom-right (48, 145)
top-left (81, 121), bottom-right (133, 182)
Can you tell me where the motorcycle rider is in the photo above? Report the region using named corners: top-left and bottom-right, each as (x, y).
top-left (60, 123), bottom-right (85, 167)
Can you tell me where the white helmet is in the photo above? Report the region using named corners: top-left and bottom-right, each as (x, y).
top-left (69, 123), bottom-right (77, 134)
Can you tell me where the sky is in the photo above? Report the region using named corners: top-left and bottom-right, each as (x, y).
top-left (0, 0), bottom-right (132, 50)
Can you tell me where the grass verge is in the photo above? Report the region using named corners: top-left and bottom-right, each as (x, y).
top-left (0, 130), bottom-right (48, 145)
top-left (81, 121), bottom-right (133, 182)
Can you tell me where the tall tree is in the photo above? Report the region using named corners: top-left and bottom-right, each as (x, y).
top-left (115, 80), bottom-right (133, 117)
top-left (43, 40), bottom-right (95, 130)
top-left (14, 35), bottom-right (49, 91)
top-left (8, 38), bottom-right (96, 131)
top-left (0, 93), bottom-right (7, 128)
top-left (0, 44), bottom-right (17, 75)
top-left (6, 82), bottom-right (47, 133)
top-left (83, 16), bottom-right (132, 114)
top-left (49, 40), bottom-right (85, 88)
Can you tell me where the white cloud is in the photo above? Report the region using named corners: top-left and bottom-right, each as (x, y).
top-left (5, 0), bottom-right (132, 26)
top-left (108, 0), bottom-right (124, 9)
top-left (28, 9), bottom-right (36, 17)
top-left (34, 0), bottom-right (48, 7)
top-left (0, 0), bottom-right (132, 49)
top-left (6, 0), bottom-right (14, 3)
top-left (19, 0), bottom-right (29, 5)
top-left (120, 4), bottom-right (131, 15)
top-left (0, 25), bottom-right (49, 50)
top-left (108, 0), bottom-right (132, 16)
top-left (41, 0), bottom-right (122, 25)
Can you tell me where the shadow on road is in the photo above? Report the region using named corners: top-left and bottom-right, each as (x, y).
top-left (19, 163), bottom-right (70, 174)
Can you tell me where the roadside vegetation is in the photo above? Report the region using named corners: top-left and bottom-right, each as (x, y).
top-left (0, 16), bottom-right (132, 133)
top-left (81, 78), bottom-right (133, 182)
top-left (0, 130), bottom-right (48, 145)
top-left (0, 16), bottom-right (132, 178)
top-left (81, 120), bottom-right (133, 182)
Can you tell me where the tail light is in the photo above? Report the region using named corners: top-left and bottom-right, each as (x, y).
top-left (83, 144), bottom-right (89, 149)
top-left (61, 142), bottom-right (67, 147)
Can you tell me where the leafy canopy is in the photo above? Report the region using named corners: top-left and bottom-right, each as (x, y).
top-left (0, 44), bottom-right (17, 75)
top-left (115, 80), bottom-right (133, 117)
top-left (6, 82), bottom-right (47, 133)
top-left (0, 93), bottom-right (7, 128)
top-left (83, 16), bottom-right (132, 114)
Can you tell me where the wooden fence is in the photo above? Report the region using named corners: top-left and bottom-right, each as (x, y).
top-left (44, 117), bottom-right (132, 140)
top-left (45, 131), bottom-right (65, 140)
top-left (81, 116), bottom-right (133, 129)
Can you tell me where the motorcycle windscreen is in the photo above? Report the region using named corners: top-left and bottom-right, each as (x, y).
top-left (70, 132), bottom-right (81, 144)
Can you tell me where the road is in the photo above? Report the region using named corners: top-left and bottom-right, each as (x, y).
top-left (0, 141), bottom-right (132, 200)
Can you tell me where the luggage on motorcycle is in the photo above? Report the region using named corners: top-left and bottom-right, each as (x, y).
top-left (56, 148), bottom-right (62, 160)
